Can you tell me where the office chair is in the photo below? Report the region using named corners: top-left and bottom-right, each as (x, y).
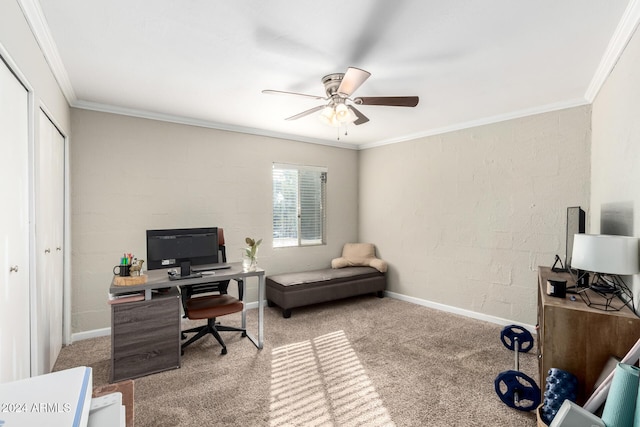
top-left (180, 228), bottom-right (246, 355)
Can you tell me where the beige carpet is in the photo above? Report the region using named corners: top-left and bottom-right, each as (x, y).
top-left (54, 295), bottom-right (538, 426)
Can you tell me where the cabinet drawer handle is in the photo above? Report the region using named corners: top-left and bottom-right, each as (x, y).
top-left (56, 247), bottom-right (62, 251)
top-left (9, 265), bottom-right (19, 273)
top-left (45, 248), bottom-right (51, 254)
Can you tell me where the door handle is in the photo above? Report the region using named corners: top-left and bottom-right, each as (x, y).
top-left (9, 265), bottom-right (18, 273)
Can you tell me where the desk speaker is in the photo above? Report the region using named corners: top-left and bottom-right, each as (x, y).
top-left (565, 207), bottom-right (585, 269)
top-left (180, 261), bottom-right (191, 277)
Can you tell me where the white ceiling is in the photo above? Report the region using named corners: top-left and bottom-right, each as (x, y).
top-left (25, 0), bottom-right (636, 149)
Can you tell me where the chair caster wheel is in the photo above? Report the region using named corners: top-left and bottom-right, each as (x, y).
top-left (241, 332), bottom-right (247, 337)
top-left (221, 348), bottom-right (227, 355)
top-left (181, 350), bottom-right (185, 356)
top-left (181, 333), bottom-right (186, 340)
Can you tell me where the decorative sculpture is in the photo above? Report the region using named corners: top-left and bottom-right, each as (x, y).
top-left (129, 259), bottom-right (144, 276)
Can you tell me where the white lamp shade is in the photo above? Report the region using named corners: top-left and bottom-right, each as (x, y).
top-left (571, 234), bottom-right (640, 275)
top-left (318, 104), bottom-right (356, 126)
top-left (334, 103), bottom-right (353, 123)
top-left (318, 106), bottom-right (337, 126)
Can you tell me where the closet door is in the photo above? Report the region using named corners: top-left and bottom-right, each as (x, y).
top-left (34, 110), bottom-right (65, 375)
top-left (50, 118), bottom-right (64, 367)
top-left (0, 58), bottom-right (31, 382)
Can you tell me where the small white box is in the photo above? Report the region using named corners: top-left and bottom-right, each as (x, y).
top-left (549, 400), bottom-right (605, 427)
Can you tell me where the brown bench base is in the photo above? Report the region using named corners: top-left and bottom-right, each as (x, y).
top-left (266, 266), bottom-right (386, 318)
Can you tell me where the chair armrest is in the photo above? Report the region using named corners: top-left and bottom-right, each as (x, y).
top-left (368, 258), bottom-right (388, 273)
top-left (331, 257), bottom-right (350, 269)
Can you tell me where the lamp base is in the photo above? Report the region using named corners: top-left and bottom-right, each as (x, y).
top-left (577, 273), bottom-right (635, 313)
top-left (566, 270), bottom-right (590, 294)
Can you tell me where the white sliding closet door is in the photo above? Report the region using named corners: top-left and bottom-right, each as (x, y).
top-left (34, 110), bottom-right (65, 375)
top-left (0, 58), bottom-right (31, 382)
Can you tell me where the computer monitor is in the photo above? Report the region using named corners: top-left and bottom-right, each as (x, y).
top-left (146, 227), bottom-right (219, 270)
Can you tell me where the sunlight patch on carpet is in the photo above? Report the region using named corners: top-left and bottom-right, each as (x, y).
top-left (269, 330), bottom-right (395, 427)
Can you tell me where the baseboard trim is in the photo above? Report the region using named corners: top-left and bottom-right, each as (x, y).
top-left (71, 293), bottom-right (535, 342)
top-left (384, 291), bottom-right (537, 334)
top-left (72, 327), bottom-right (111, 342)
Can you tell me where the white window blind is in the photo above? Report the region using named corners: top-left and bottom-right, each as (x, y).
top-left (272, 163), bottom-right (327, 248)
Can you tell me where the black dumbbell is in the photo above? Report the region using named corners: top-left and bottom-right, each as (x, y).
top-left (494, 325), bottom-right (541, 412)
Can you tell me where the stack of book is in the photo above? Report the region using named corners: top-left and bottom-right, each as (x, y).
top-left (107, 292), bottom-right (144, 305)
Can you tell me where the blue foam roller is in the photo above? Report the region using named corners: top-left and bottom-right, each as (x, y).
top-left (542, 368), bottom-right (578, 424)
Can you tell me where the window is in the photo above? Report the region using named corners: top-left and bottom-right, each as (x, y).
top-left (272, 163), bottom-right (327, 248)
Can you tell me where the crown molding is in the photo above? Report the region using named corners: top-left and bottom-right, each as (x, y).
top-left (359, 98), bottom-right (590, 150)
top-left (585, 0), bottom-right (640, 102)
top-left (72, 100), bottom-right (360, 150)
top-left (17, 0), bottom-right (76, 104)
top-left (74, 98), bottom-right (590, 152)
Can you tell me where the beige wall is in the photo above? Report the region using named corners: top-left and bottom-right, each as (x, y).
top-left (358, 106), bottom-right (591, 324)
top-left (592, 25), bottom-right (640, 312)
top-left (70, 109), bottom-right (359, 332)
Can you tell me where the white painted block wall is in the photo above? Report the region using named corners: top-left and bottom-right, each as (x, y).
top-left (358, 106), bottom-right (591, 325)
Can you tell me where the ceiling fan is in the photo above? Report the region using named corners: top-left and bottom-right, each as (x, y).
top-left (262, 67), bottom-right (419, 127)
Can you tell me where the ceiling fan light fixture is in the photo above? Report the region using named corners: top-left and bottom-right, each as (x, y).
top-left (318, 103), bottom-right (357, 127)
top-left (319, 106), bottom-right (338, 126)
top-left (263, 66), bottom-right (417, 131)
top-left (334, 103), bottom-right (352, 123)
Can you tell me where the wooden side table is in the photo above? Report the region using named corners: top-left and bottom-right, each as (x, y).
top-left (537, 266), bottom-right (640, 404)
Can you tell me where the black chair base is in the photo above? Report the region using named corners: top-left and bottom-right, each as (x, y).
top-left (181, 318), bottom-right (246, 355)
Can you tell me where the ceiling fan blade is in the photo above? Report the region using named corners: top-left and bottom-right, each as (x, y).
top-left (354, 96), bottom-right (419, 107)
top-left (262, 89), bottom-right (325, 100)
top-left (349, 106), bottom-right (370, 125)
top-left (285, 105), bottom-right (326, 121)
top-left (337, 67), bottom-right (371, 97)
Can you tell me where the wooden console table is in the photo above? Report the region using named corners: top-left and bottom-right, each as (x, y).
top-left (537, 266), bottom-right (640, 404)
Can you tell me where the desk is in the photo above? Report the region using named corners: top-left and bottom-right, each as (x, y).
top-left (109, 262), bottom-right (265, 381)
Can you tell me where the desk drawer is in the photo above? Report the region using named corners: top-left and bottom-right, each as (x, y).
top-left (111, 290), bottom-right (181, 382)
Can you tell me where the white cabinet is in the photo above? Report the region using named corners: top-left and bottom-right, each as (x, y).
top-left (0, 56), bottom-right (31, 382)
top-left (34, 110), bottom-right (65, 375)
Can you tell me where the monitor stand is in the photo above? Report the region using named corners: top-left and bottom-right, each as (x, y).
top-left (169, 273), bottom-right (202, 281)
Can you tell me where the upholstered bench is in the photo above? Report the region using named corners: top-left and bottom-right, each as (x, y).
top-left (266, 243), bottom-right (387, 318)
top-left (266, 266), bottom-right (386, 318)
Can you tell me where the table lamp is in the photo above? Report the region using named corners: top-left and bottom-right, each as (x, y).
top-left (570, 234), bottom-right (639, 312)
